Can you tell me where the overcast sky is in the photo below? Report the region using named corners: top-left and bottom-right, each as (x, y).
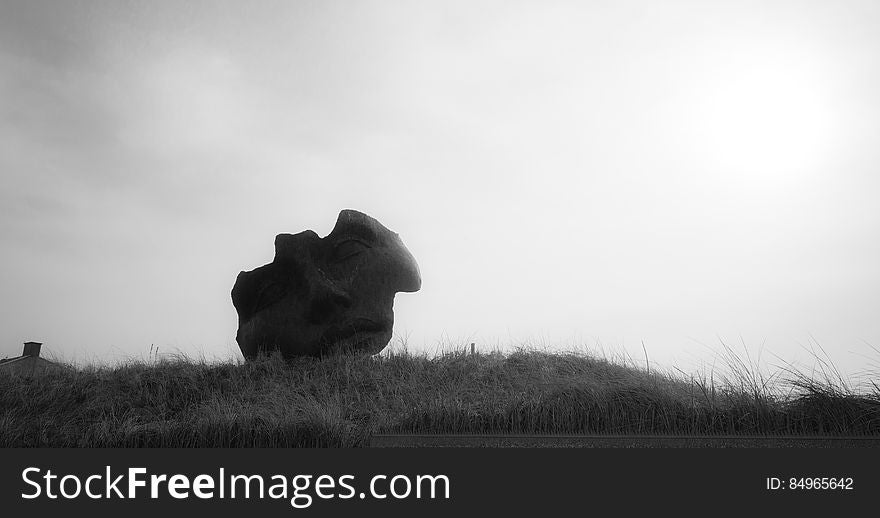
top-left (1, 0), bottom-right (878, 379)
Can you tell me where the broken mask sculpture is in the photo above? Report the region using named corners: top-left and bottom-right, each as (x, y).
top-left (232, 210), bottom-right (421, 359)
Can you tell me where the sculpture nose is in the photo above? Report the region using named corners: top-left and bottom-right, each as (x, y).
top-left (395, 239), bottom-right (421, 293)
top-left (306, 277), bottom-right (352, 324)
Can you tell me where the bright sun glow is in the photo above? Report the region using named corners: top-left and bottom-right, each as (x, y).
top-left (693, 55), bottom-right (836, 187)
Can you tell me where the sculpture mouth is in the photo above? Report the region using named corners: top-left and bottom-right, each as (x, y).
top-left (321, 318), bottom-right (392, 347)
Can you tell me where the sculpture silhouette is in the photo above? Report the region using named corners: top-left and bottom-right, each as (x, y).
top-left (231, 209), bottom-right (421, 359)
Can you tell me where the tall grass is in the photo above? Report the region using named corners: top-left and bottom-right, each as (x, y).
top-left (1, 345), bottom-right (877, 447)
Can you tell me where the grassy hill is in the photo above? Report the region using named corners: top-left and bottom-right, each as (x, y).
top-left (1, 347), bottom-right (878, 447)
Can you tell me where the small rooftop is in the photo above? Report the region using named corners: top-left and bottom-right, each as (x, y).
top-left (0, 341), bottom-right (60, 375)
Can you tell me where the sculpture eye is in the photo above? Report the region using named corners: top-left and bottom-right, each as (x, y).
top-left (333, 238), bottom-right (371, 262)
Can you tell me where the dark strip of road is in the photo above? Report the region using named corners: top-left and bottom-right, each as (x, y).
top-left (370, 434), bottom-right (880, 447)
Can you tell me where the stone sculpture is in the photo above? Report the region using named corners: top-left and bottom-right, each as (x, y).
top-left (231, 209), bottom-right (421, 359)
